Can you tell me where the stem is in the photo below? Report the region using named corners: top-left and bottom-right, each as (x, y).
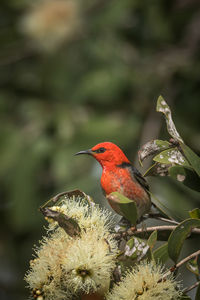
top-left (135, 225), bottom-right (200, 234)
top-left (183, 281), bottom-right (200, 294)
top-left (150, 215), bottom-right (179, 225)
top-left (176, 249), bottom-right (200, 269)
top-left (114, 225), bottom-right (200, 239)
top-left (161, 249), bottom-right (200, 280)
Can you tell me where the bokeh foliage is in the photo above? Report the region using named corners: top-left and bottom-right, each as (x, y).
top-left (0, 0), bottom-right (200, 299)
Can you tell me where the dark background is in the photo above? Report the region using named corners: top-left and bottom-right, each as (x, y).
top-left (0, 0), bottom-right (200, 299)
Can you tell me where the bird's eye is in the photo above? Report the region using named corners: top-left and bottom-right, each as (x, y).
top-left (93, 147), bottom-right (106, 154)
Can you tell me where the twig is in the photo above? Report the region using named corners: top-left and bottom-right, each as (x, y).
top-left (114, 225), bottom-right (200, 240)
top-left (113, 225), bottom-right (172, 239)
top-left (135, 225), bottom-right (200, 234)
top-left (114, 225), bottom-right (200, 242)
top-left (136, 225), bottom-right (176, 232)
top-left (176, 249), bottom-right (200, 269)
top-left (149, 215), bottom-right (179, 225)
top-left (160, 249), bottom-right (200, 281)
top-left (183, 281), bottom-right (200, 294)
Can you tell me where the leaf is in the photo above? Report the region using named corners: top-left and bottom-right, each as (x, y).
top-left (107, 192), bottom-right (138, 225)
top-left (150, 192), bottom-right (176, 220)
top-left (156, 95), bottom-right (183, 143)
top-left (138, 139), bottom-right (171, 165)
top-left (180, 296), bottom-right (192, 300)
top-left (168, 218), bottom-right (200, 263)
top-left (195, 282), bottom-right (200, 300)
top-left (153, 148), bottom-right (189, 167)
top-left (180, 143), bottom-right (200, 177)
top-left (189, 208), bottom-right (200, 219)
top-left (81, 293), bottom-right (105, 300)
top-left (147, 230), bottom-right (157, 250)
top-left (169, 166), bottom-right (200, 192)
top-left (125, 237), bottom-right (149, 260)
top-left (186, 257), bottom-right (199, 276)
top-left (40, 189), bottom-right (94, 209)
top-left (40, 207), bottom-right (81, 237)
top-left (143, 162), bottom-right (170, 177)
top-left (153, 242), bottom-right (169, 263)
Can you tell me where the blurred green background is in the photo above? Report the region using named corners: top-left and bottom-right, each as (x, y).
top-left (0, 0), bottom-right (200, 299)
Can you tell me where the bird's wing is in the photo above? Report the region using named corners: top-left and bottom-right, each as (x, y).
top-left (129, 165), bottom-right (149, 192)
top-left (117, 162), bottom-right (149, 192)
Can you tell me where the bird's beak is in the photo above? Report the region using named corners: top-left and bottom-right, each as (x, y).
top-left (75, 149), bottom-right (93, 156)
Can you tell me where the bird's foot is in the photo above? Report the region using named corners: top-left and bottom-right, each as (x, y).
top-left (118, 217), bottom-right (133, 228)
top-left (115, 217), bottom-right (137, 240)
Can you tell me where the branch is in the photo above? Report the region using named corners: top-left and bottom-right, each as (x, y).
top-left (135, 225), bottom-right (200, 235)
top-left (148, 214), bottom-right (179, 225)
top-left (160, 249), bottom-right (200, 281)
top-left (183, 281), bottom-right (200, 294)
top-left (176, 249), bottom-right (200, 269)
top-left (114, 225), bottom-right (200, 239)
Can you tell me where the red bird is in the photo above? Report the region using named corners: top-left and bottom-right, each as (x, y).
top-left (75, 142), bottom-right (151, 220)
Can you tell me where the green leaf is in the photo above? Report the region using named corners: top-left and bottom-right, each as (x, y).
top-left (156, 95), bottom-right (183, 143)
top-left (107, 192), bottom-right (138, 225)
top-left (153, 148), bottom-right (189, 167)
top-left (186, 257), bottom-right (199, 276)
top-left (189, 208), bottom-right (200, 219)
top-left (153, 242), bottom-right (169, 263)
top-left (195, 282), bottom-right (200, 300)
top-left (150, 192), bottom-right (176, 220)
top-left (138, 139), bottom-right (171, 165)
top-left (147, 230), bottom-right (157, 250)
top-left (180, 143), bottom-right (200, 177)
top-left (180, 296), bottom-right (192, 300)
top-left (169, 166), bottom-right (200, 192)
top-left (168, 218), bottom-right (200, 263)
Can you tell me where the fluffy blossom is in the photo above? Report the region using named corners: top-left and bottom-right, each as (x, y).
top-left (106, 261), bottom-right (180, 300)
top-left (25, 197), bottom-right (117, 299)
top-left (20, 0), bottom-right (80, 50)
top-left (61, 231), bottom-right (116, 295)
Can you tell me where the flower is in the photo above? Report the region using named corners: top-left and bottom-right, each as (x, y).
top-left (47, 197), bottom-right (114, 240)
top-left (61, 231), bottom-right (116, 295)
top-left (106, 261), bottom-right (180, 300)
top-left (25, 197), bottom-right (117, 299)
top-left (20, 0), bottom-right (80, 50)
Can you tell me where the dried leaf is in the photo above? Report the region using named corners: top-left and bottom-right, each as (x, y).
top-left (125, 237), bottom-right (149, 260)
top-left (40, 189), bottom-right (94, 209)
top-left (40, 207), bottom-right (81, 237)
top-left (156, 95), bottom-right (183, 143)
top-left (143, 162), bottom-right (170, 177)
top-left (138, 139), bottom-right (171, 164)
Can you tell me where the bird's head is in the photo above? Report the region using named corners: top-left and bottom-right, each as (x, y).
top-left (75, 142), bottom-right (130, 167)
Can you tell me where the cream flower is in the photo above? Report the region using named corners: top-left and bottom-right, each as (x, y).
top-left (106, 261), bottom-right (180, 300)
top-left (61, 231), bottom-right (116, 295)
top-left (47, 197), bottom-right (115, 241)
top-left (25, 197), bottom-right (117, 299)
top-left (20, 0), bottom-right (80, 50)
